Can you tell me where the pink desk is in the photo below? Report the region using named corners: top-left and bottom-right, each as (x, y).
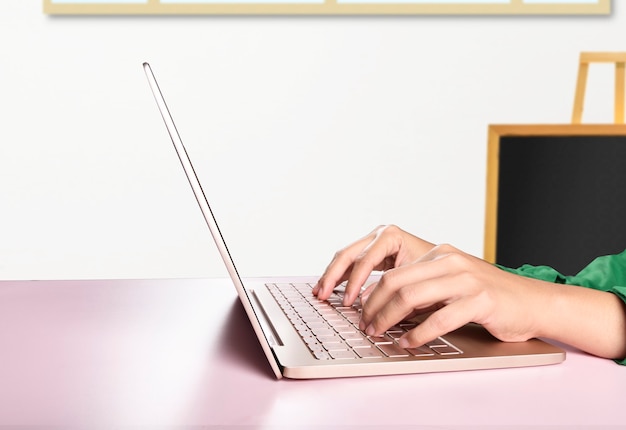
top-left (0, 278), bottom-right (623, 428)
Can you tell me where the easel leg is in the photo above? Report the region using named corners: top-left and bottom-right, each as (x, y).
top-left (615, 62), bottom-right (625, 124)
top-left (572, 62), bottom-right (589, 124)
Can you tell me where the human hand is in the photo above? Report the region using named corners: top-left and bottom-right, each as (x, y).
top-left (356, 243), bottom-right (544, 349)
top-left (313, 225), bottom-right (435, 305)
top-left (316, 225), bottom-right (626, 357)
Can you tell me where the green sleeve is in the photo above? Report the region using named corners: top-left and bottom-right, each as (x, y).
top-left (497, 248), bottom-right (626, 365)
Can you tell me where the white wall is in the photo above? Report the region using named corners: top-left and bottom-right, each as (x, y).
top-left (1, 1), bottom-right (625, 280)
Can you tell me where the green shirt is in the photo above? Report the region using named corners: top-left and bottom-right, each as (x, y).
top-left (498, 248), bottom-right (626, 365)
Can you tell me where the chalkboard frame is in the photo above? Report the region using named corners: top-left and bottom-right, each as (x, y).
top-left (484, 124), bottom-right (626, 274)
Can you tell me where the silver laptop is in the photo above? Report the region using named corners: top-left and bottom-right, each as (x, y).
top-left (142, 62), bottom-right (565, 379)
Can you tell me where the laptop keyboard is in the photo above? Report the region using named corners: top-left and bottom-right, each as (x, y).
top-left (266, 283), bottom-right (462, 360)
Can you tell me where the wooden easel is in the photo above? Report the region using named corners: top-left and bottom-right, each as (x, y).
top-left (572, 52), bottom-right (626, 124)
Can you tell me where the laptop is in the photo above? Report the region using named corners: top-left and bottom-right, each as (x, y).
top-left (142, 62), bottom-right (565, 379)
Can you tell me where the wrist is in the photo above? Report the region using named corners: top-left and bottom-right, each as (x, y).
top-left (531, 282), bottom-right (626, 359)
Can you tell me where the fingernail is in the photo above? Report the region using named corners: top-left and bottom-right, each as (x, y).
top-left (342, 295), bottom-right (351, 306)
top-left (398, 337), bottom-right (409, 348)
top-left (365, 325), bottom-right (375, 336)
top-left (359, 320), bottom-right (366, 331)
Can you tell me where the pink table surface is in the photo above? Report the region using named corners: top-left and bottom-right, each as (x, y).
top-left (0, 278), bottom-right (623, 429)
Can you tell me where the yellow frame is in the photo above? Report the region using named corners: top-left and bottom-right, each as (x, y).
top-left (44, 0), bottom-right (611, 15)
top-left (572, 52), bottom-right (626, 124)
top-left (484, 123), bottom-right (626, 264)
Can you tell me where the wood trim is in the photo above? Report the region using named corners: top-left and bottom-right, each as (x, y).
top-left (572, 62), bottom-right (589, 124)
top-left (580, 52), bottom-right (626, 64)
top-left (572, 52), bottom-right (626, 124)
top-left (43, 0), bottom-right (611, 15)
top-left (615, 62), bottom-right (625, 124)
top-left (483, 123), bottom-right (626, 263)
top-left (483, 126), bottom-right (501, 264)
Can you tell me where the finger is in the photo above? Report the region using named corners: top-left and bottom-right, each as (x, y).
top-left (312, 266), bottom-right (351, 299)
top-left (397, 299), bottom-right (477, 348)
top-left (363, 280), bottom-right (445, 335)
top-left (359, 257), bottom-right (455, 331)
top-left (342, 228), bottom-right (406, 305)
top-left (313, 231), bottom-right (381, 300)
top-left (359, 282), bottom-right (378, 305)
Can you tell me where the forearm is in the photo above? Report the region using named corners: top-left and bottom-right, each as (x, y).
top-left (534, 281), bottom-right (626, 360)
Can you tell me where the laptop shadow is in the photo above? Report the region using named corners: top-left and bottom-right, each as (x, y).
top-left (217, 298), bottom-right (278, 380)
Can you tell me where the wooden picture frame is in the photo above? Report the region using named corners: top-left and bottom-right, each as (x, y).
top-left (43, 0), bottom-right (611, 16)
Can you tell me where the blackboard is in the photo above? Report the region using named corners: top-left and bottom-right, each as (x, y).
top-left (484, 125), bottom-right (626, 276)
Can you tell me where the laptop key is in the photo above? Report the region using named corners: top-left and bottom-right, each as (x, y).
top-left (317, 335), bottom-right (341, 344)
top-left (386, 331), bottom-right (404, 341)
top-left (368, 334), bottom-right (394, 345)
top-left (377, 343), bottom-right (411, 358)
top-left (339, 330), bottom-right (365, 341)
top-left (347, 337), bottom-right (372, 347)
top-left (322, 341), bottom-right (350, 352)
top-left (312, 350), bottom-right (332, 360)
top-left (430, 345), bottom-right (463, 355)
top-left (406, 346), bottom-right (436, 357)
top-left (354, 346), bottom-right (385, 359)
top-left (425, 338), bottom-right (448, 348)
top-left (328, 350), bottom-right (357, 360)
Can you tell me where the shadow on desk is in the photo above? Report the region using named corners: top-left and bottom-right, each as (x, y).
top-left (217, 298), bottom-right (278, 380)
